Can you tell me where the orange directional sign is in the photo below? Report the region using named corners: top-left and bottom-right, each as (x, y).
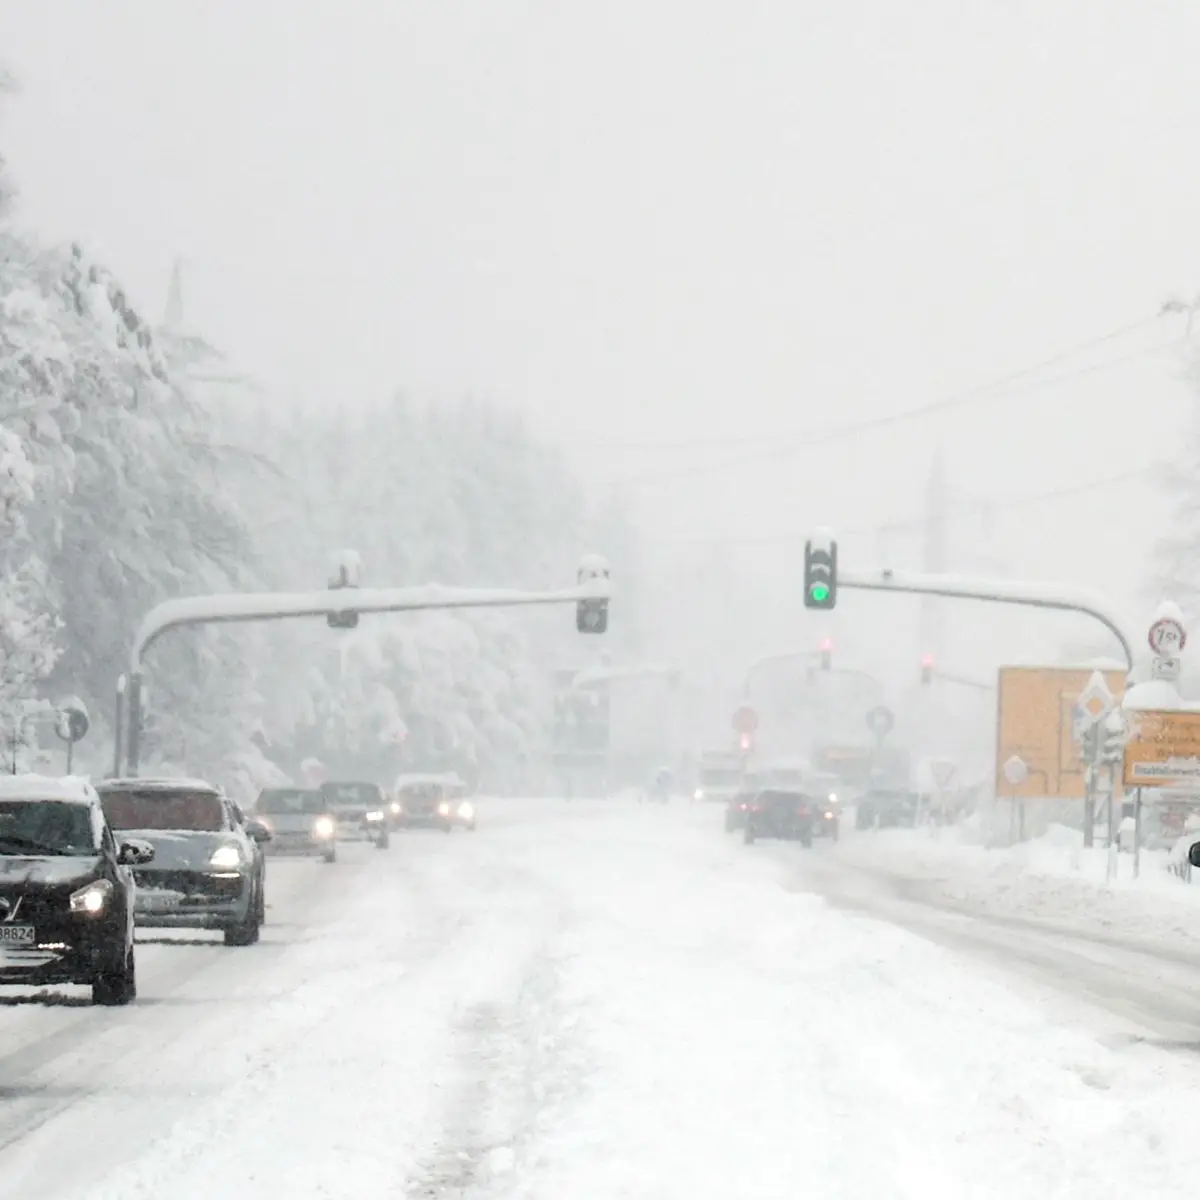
top-left (1123, 709), bottom-right (1200, 787)
top-left (995, 667), bottom-right (1126, 799)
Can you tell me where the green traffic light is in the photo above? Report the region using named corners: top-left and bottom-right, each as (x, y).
top-left (809, 583), bottom-right (830, 603)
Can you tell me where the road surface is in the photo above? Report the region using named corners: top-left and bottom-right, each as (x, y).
top-left (1, 800), bottom-right (1198, 1199)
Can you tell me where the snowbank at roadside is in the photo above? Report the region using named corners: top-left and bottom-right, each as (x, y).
top-left (832, 818), bottom-right (1200, 953)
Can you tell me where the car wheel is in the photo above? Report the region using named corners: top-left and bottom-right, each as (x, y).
top-left (224, 902), bottom-right (261, 947)
top-left (743, 823), bottom-right (755, 845)
top-left (93, 947), bottom-right (137, 1006)
top-left (800, 831), bottom-right (813, 848)
top-left (255, 878), bottom-right (266, 924)
top-left (375, 830), bottom-right (390, 850)
top-left (322, 845), bottom-right (337, 863)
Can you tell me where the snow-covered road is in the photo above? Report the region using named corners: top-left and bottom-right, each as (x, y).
top-left (5, 800), bottom-right (1200, 1199)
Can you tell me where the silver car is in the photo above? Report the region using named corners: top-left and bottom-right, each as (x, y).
top-left (252, 787), bottom-right (337, 862)
top-left (97, 778), bottom-right (270, 947)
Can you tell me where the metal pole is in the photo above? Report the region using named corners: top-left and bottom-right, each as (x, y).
top-left (1133, 788), bottom-right (1143, 879)
top-left (126, 672), bottom-right (143, 777)
top-left (112, 674), bottom-right (126, 778)
top-left (66, 740), bottom-right (73, 775)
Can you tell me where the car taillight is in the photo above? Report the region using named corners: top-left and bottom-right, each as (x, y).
top-left (798, 806), bottom-right (809, 816)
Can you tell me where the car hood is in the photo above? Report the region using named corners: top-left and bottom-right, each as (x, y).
top-left (115, 830), bottom-right (232, 870)
top-left (0, 855), bottom-right (101, 887)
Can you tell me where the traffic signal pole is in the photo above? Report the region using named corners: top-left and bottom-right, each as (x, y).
top-left (121, 576), bottom-right (612, 776)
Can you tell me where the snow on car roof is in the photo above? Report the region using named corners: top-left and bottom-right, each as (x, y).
top-left (0, 774), bottom-right (98, 804)
top-left (97, 776), bottom-right (223, 794)
top-left (395, 772), bottom-right (462, 786)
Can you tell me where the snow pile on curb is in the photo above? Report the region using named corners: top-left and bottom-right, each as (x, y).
top-left (834, 821), bottom-right (1200, 953)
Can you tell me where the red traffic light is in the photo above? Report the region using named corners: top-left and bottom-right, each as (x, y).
top-left (738, 732), bottom-right (752, 752)
top-left (921, 654), bottom-right (934, 668)
top-left (819, 636), bottom-right (834, 652)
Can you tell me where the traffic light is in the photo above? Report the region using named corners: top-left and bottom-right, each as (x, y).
top-left (920, 654), bottom-right (934, 685)
top-left (576, 555), bottom-right (610, 634)
top-left (819, 636), bottom-right (833, 671)
top-left (1101, 712), bottom-right (1126, 765)
top-left (803, 536), bottom-right (838, 610)
top-left (739, 731), bottom-right (753, 754)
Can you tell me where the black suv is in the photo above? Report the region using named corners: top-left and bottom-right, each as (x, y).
top-left (0, 776), bottom-right (155, 1005)
top-left (743, 789), bottom-right (817, 847)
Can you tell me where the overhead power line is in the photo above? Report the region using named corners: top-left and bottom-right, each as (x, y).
top-left (648, 462), bottom-right (1161, 548)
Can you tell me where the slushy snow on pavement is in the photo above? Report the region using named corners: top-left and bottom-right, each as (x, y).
top-left (70, 801), bottom-right (1200, 1199)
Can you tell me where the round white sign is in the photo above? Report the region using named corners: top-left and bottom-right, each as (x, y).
top-left (1148, 617), bottom-right (1187, 657)
top-left (1002, 755), bottom-right (1028, 785)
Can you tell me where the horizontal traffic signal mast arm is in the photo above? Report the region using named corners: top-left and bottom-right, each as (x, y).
top-left (838, 567), bottom-right (1134, 671)
top-left (130, 579), bottom-right (612, 675)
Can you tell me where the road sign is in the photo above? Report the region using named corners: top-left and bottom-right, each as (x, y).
top-left (1148, 616), bottom-right (1187, 657)
top-left (1123, 709), bottom-right (1200, 787)
top-left (1151, 656), bottom-right (1182, 682)
top-left (996, 666), bottom-right (1126, 799)
top-left (1002, 756), bottom-right (1028, 786)
top-left (732, 706), bottom-right (759, 735)
top-left (1072, 671), bottom-right (1114, 736)
top-left (931, 760), bottom-right (956, 789)
top-left (865, 705), bottom-right (894, 737)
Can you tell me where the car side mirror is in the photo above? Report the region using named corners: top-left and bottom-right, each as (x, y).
top-left (245, 819), bottom-right (272, 844)
top-left (118, 839), bottom-right (155, 866)
top-left (1188, 841), bottom-right (1200, 869)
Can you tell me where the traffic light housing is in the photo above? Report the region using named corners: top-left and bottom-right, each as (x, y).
top-left (803, 537), bottom-right (838, 610)
top-left (576, 556), bottom-right (610, 634)
top-left (819, 637), bottom-right (833, 671)
top-left (920, 654), bottom-right (934, 685)
top-left (327, 558), bottom-right (360, 629)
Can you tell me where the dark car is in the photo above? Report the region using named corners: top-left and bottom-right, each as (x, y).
top-left (723, 789), bottom-right (758, 833)
top-left (0, 776), bottom-right (154, 1005)
top-left (253, 787), bottom-right (337, 862)
top-left (744, 789), bottom-right (817, 847)
top-left (392, 776), bottom-right (454, 832)
top-left (97, 778), bottom-right (271, 947)
top-left (318, 781), bottom-right (390, 849)
top-left (855, 788), bottom-right (918, 830)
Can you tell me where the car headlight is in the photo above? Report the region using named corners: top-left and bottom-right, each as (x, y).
top-left (70, 879), bottom-right (113, 915)
top-left (209, 845), bottom-right (242, 869)
top-left (824, 811), bottom-right (834, 819)
top-left (458, 802), bottom-right (475, 820)
top-left (694, 789), bottom-right (704, 801)
top-left (828, 793), bottom-right (838, 804)
top-left (437, 802), bottom-right (451, 816)
top-left (365, 810), bottom-right (384, 822)
top-left (313, 816), bottom-right (334, 838)
top-left (390, 802), bottom-right (401, 815)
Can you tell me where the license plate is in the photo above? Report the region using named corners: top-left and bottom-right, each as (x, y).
top-left (138, 893), bottom-right (180, 911)
top-left (0, 925), bottom-right (35, 944)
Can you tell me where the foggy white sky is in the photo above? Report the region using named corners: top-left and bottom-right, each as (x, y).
top-left (2, 0), bottom-right (1199, 684)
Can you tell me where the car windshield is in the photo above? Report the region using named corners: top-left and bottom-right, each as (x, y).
top-left (0, 800), bottom-right (96, 856)
top-left (400, 783), bottom-right (443, 803)
top-left (759, 790), bottom-right (807, 807)
top-left (321, 782), bottom-right (380, 807)
top-left (257, 789), bottom-right (327, 816)
top-left (700, 768), bottom-right (740, 787)
top-left (101, 789), bottom-right (226, 832)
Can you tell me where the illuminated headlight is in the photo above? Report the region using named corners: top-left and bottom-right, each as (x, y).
top-left (824, 811), bottom-right (834, 820)
top-left (828, 793), bottom-right (838, 804)
top-left (390, 802), bottom-right (401, 815)
top-left (208, 845), bottom-right (242, 869)
top-left (365, 810), bottom-right (384, 822)
top-left (458, 802), bottom-right (475, 820)
top-left (694, 789), bottom-right (704, 801)
top-left (70, 879), bottom-right (113, 915)
top-left (313, 816), bottom-right (334, 838)
top-left (437, 802), bottom-right (451, 816)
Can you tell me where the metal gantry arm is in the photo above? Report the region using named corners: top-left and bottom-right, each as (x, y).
top-left (839, 568), bottom-right (1135, 672)
top-left (120, 578), bottom-right (612, 776)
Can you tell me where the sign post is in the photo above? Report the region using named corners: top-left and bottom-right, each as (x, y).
top-left (1002, 755), bottom-right (1028, 844)
top-left (1071, 671), bottom-right (1115, 849)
